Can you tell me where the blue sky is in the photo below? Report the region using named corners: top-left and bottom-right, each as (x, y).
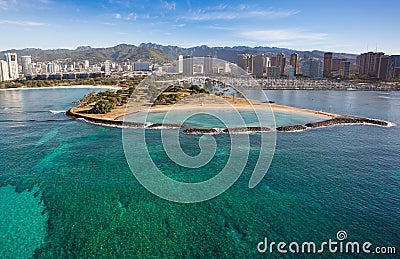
top-left (0, 0), bottom-right (399, 54)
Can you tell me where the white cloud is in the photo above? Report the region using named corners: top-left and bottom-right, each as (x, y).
top-left (248, 10), bottom-right (299, 19)
top-left (103, 22), bottom-right (116, 26)
top-left (161, 0), bottom-right (176, 10)
top-left (114, 13), bottom-right (122, 19)
top-left (0, 0), bottom-right (50, 10)
top-left (127, 12), bottom-right (137, 21)
top-left (184, 8), bottom-right (298, 21)
top-left (199, 25), bottom-right (235, 31)
top-left (187, 11), bottom-right (236, 21)
top-left (0, 0), bottom-right (10, 10)
top-left (207, 4), bottom-right (228, 11)
top-left (0, 20), bottom-right (48, 26)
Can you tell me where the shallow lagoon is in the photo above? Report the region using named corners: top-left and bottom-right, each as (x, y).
top-left (124, 108), bottom-right (327, 128)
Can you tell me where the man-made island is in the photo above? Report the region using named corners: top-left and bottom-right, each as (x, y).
top-left (66, 83), bottom-right (392, 133)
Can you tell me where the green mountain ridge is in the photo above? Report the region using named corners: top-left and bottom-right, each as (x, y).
top-left (0, 43), bottom-right (358, 64)
top-left (0, 44), bottom-right (172, 64)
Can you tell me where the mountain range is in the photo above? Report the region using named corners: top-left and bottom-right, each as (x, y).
top-left (0, 43), bottom-right (357, 64)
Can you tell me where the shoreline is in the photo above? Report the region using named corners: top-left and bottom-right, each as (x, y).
top-left (0, 85), bottom-right (122, 91)
top-left (71, 96), bottom-right (338, 121)
top-left (66, 97), bottom-right (393, 133)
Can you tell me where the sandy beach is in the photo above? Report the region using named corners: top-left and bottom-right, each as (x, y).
top-left (70, 94), bottom-right (338, 122)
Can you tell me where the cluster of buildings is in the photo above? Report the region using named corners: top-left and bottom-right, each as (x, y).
top-left (236, 51), bottom-right (400, 82)
top-left (322, 53), bottom-right (352, 78)
top-left (237, 53), bottom-right (324, 79)
top-left (356, 52), bottom-right (400, 81)
top-left (323, 51), bottom-right (400, 81)
top-left (2, 50), bottom-right (399, 83)
top-left (159, 55), bottom-right (231, 76)
top-left (0, 53), bottom-right (152, 82)
top-left (166, 54), bottom-right (324, 79)
top-left (168, 52), bottom-right (400, 82)
top-left (177, 55), bottom-right (231, 75)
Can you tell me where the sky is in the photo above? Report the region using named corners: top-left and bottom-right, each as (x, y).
top-left (0, 0), bottom-right (399, 54)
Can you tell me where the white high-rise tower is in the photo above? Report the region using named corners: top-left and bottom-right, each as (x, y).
top-left (178, 55), bottom-right (184, 73)
top-left (21, 56), bottom-right (33, 76)
top-left (0, 60), bottom-right (10, 82)
top-left (4, 53), bottom-right (19, 80)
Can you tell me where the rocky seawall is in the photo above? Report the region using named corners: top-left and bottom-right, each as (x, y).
top-left (66, 109), bottom-right (147, 128)
top-left (67, 109), bottom-right (392, 134)
top-left (276, 116), bottom-right (390, 133)
top-left (182, 127), bottom-right (272, 135)
top-left (147, 123), bottom-right (184, 129)
top-left (183, 128), bottom-right (221, 134)
top-left (276, 125), bottom-right (307, 132)
top-left (222, 127), bottom-right (272, 134)
top-left (305, 116), bottom-right (389, 128)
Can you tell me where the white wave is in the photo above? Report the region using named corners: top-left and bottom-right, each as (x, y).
top-left (145, 125), bottom-right (183, 130)
top-left (384, 121), bottom-right (396, 127)
top-left (49, 110), bottom-right (66, 114)
top-left (277, 128), bottom-right (307, 133)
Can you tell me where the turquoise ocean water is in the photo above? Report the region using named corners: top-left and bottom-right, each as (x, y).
top-left (0, 88), bottom-right (399, 258)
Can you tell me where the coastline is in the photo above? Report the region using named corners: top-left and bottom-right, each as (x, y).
top-left (67, 95), bottom-right (392, 133)
top-left (0, 85), bottom-right (122, 91)
top-left (70, 97), bottom-right (336, 121)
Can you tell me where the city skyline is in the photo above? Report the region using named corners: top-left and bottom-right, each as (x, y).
top-left (0, 0), bottom-right (399, 54)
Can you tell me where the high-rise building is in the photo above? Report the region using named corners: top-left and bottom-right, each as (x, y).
top-left (237, 54), bottom-right (254, 74)
top-left (265, 57), bottom-right (271, 68)
top-left (290, 53), bottom-right (300, 75)
top-left (392, 55), bottom-right (400, 80)
top-left (21, 56), bottom-right (33, 76)
top-left (340, 61), bottom-right (351, 77)
top-left (392, 55), bottom-right (400, 68)
top-left (183, 56), bottom-right (193, 76)
top-left (193, 64), bottom-right (203, 74)
top-left (376, 55), bottom-right (395, 81)
top-left (237, 54), bottom-right (247, 71)
top-left (284, 65), bottom-right (296, 79)
top-left (178, 55), bottom-right (184, 73)
top-left (103, 60), bottom-right (111, 74)
top-left (204, 55), bottom-right (213, 75)
top-left (252, 54), bottom-right (265, 77)
top-left (46, 63), bottom-right (59, 74)
top-left (358, 52), bottom-right (384, 77)
top-left (331, 58), bottom-right (347, 76)
top-left (4, 53), bottom-right (19, 80)
top-left (0, 60), bottom-right (10, 82)
top-left (224, 63), bottom-right (231, 74)
top-left (356, 52), bottom-right (400, 81)
top-left (84, 60), bottom-right (90, 70)
top-left (271, 53), bottom-right (286, 76)
top-left (323, 52), bottom-right (333, 77)
top-left (266, 66), bottom-right (281, 78)
top-left (301, 58), bottom-right (323, 78)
